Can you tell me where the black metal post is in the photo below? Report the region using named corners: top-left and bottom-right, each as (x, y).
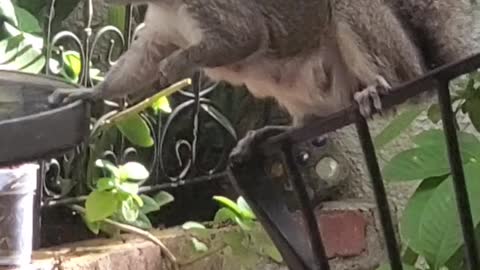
top-left (282, 143), bottom-right (330, 270)
top-left (437, 80), bottom-right (480, 270)
top-left (355, 117), bottom-right (403, 270)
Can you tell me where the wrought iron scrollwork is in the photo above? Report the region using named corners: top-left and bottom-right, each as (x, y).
top-left (41, 0), bottom-right (237, 207)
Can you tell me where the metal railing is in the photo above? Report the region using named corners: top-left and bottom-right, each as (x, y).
top-left (227, 53), bottom-right (480, 270)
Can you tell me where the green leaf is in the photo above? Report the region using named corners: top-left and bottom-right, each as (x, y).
top-left (131, 193), bottom-right (143, 207)
top-left (412, 129), bottom-right (480, 160)
top-left (383, 147), bottom-right (452, 182)
top-left (116, 113), bottom-right (154, 147)
top-left (401, 163), bottom-right (480, 267)
top-left (213, 208), bottom-right (237, 224)
top-left (16, 0), bottom-right (47, 17)
top-left (2, 34), bottom-right (23, 52)
top-left (118, 162), bottom-right (150, 181)
top-left (223, 230), bottom-right (259, 269)
top-left (213, 196), bottom-right (245, 220)
top-left (0, 33), bottom-right (45, 74)
top-left (465, 95), bottom-right (480, 132)
top-left (427, 104), bottom-right (441, 124)
top-left (250, 224), bottom-right (283, 263)
top-left (121, 197), bottom-right (140, 222)
top-left (140, 195), bottom-right (160, 214)
top-left (153, 191), bottom-right (174, 208)
top-left (374, 107), bottom-right (424, 149)
top-left (236, 196), bottom-right (255, 220)
top-left (383, 130), bottom-right (479, 182)
top-left (235, 217), bottom-right (255, 231)
top-left (62, 50), bottom-right (82, 82)
top-left (14, 6), bottom-right (41, 33)
top-left (223, 230), bottom-right (248, 255)
top-left (182, 221), bottom-right (206, 230)
top-left (117, 211), bottom-right (153, 230)
top-left (400, 176), bottom-right (445, 251)
top-left (85, 190), bottom-right (118, 222)
top-left (85, 220), bottom-right (101, 234)
top-left (413, 129), bottom-right (473, 146)
top-left (152, 96), bottom-right (172, 114)
top-left (0, 0), bottom-right (18, 26)
top-left (96, 177), bottom-right (115, 191)
top-left (81, 214), bottom-right (101, 235)
top-left (130, 212), bottom-right (153, 229)
top-left (191, 237), bottom-right (209, 252)
top-left (117, 180), bottom-right (140, 195)
top-left (95, 159), bottom-right (120, 178)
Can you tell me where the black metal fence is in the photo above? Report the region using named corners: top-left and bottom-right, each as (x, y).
top-left (228, 53), bottom-right (480, 270)
top-left (33, 0), bottom-right (249, 247)
top-left (39, 1), bottom-right (237, 208)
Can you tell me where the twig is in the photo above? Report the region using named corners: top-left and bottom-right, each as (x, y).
top-left (69, 205), bottom-right (179, 270)
top-left (97, 79), bottom-right (192, 130)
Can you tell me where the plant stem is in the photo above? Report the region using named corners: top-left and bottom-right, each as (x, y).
top-left (96, 79), bottom-right (191, 131)
top-left (69, 205), bottom-right (179, 270)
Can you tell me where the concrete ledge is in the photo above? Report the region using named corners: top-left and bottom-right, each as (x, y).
top-left (3, 200), bottom-right (388, 270)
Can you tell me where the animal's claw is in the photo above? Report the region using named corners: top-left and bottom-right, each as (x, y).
top-left (354, 75), bottom-right (392, 118)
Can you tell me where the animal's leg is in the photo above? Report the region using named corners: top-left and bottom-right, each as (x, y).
top-left (157, 22), bottom-right (263, 84)
top-left (49, 27), bottom-right (177, 105)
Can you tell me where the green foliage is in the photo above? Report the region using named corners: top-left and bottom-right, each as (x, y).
top-left (376, 71), bottom-right (480, 270)
top-left (84, 159), bottom-right (174, 233)
top-left (401, 164), bottom-right (480, 268)
top-left (79, 78), bottom-right (188, 237)
top-left (374, 106), bottom-right (425, 149)
top-left (0, 0), bottom-right (45, 73)
top-left (115, 113), bottom-right (154, 147)
top-left (152, 96), bottom-right (172, 114)
top-left (383, 129), bottom-right (478, 182)
top-left (183, 196), bottom-right (283, 269)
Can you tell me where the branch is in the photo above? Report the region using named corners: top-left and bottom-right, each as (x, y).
top-left (92, 79), bottom-right (192, 133)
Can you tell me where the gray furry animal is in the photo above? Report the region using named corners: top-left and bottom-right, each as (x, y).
top-left (48, 0), bottom-right (480, 161)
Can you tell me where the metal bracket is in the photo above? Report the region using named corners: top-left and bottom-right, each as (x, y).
top-left (227, 143), bottom-right (330, 270)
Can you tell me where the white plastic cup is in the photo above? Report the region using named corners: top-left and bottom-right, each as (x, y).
top-left (0, 163), bottom-right (38, 267)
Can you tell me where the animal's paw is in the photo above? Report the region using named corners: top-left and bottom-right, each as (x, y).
top-left (48, 87), bottom-right (97, 107)
top-left (229, 125), bottom-right (290, 166)
top-left (354, 75), bottom-right (392, 118)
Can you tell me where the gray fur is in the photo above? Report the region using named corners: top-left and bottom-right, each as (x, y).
top-left (49, 0), bottom-right (480, 126)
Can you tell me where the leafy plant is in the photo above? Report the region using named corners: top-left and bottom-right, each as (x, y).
top-left (374, 71), bottom-right (480, 270)
top-left (82, 159), bottom-right (174, 235)
top-left (0, 0), bottom-right (45, 73)
top-left (77, 79), bottom-right (188, 235)
top-left (182, 196), bottom-right (283, 269)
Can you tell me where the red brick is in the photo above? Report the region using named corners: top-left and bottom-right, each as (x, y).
top-left (294, 209), bottom-right (369, 258)
top-left (318, 210), bottom-right (368, 258)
